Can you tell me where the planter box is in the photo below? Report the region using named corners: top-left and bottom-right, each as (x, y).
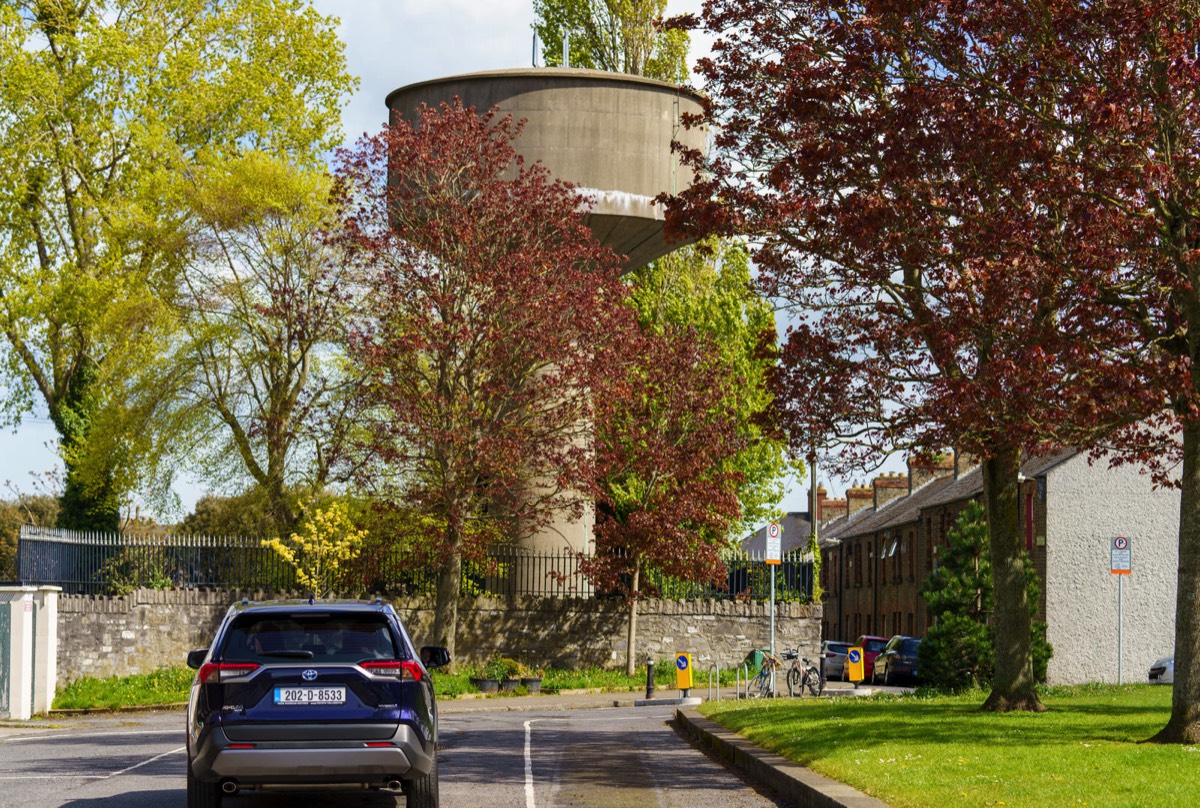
top-left (521, 677), bottom-right (542, 693)
top-left (470, 677), bottom-right (499, 693)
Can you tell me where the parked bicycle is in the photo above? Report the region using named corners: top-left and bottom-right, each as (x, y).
top-left (745, 648), bottom-right (781, 698)
top-left (783, 648), bottom-right (825, 697)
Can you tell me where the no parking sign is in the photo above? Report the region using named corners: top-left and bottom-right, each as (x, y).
top-left (1111, 536), bottom-right (1131, 574)
top-left (766, 522), bottom-right (782, 565)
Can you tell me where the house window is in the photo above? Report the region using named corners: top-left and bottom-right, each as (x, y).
top-left (1025, 491), bottom-right (1035, 552)
top-left (907, 613), bottom-right (914, 635)
top-left (907, 531), bottom-right (915, 579)
top-left (867, 542), bottom-right (874, 587)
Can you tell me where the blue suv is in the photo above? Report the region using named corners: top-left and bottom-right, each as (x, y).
top-left (186, 598), bottom-right (450, 808)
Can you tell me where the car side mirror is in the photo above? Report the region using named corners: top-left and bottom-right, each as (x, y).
top-left (420, 645), bottom-right (451, 669)
top-left (187, 649), bottom-right (208, 670)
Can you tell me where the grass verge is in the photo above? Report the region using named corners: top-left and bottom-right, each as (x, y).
top-left (53, 666), bottom-right (194, 710)
top-left (50, 660), bottom-right (717, 708)
top-left (699, 684), bottom-right (1192, 807)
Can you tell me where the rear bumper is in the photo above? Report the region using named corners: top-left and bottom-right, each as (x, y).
top-left (190, 722), bottom-right (433, 785)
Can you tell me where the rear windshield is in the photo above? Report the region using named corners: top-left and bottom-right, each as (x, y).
top-left (827, 643), bottom-right (850, 654)
top-left (221, 613), bottom-right (400, 663)
top-left (901, 639), bottom-right (921, 655)
top-left (863, 639), bottom-right (888, 652)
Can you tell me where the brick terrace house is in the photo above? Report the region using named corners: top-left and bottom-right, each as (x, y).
top-left (814, 451), bottom-right (1179, 685)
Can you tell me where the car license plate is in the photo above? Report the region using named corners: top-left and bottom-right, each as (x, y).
top-left (274, 686), bottom-right (346, 705)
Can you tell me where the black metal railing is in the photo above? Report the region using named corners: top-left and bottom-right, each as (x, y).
top-left (17, 526), bottom-right (813, 601)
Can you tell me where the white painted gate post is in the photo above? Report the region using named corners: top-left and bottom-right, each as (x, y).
top-left (5, 591), bottom-right (35, 720)
top-left (33, 587), bottom-right (60, 714)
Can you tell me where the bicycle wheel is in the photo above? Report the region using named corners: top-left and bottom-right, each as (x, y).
top-left (787, 666), bottom-right (802, 697)
top-left (807, 666), bottom-right (825, 696)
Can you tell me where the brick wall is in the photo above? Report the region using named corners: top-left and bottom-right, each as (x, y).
top-left (55, 589), bottom-right (821, 684)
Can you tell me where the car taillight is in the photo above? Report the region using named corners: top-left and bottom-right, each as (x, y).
top-left (361, 660), bottom-right (422, 681)
top-left (197, 662), bottom-right (260, 684)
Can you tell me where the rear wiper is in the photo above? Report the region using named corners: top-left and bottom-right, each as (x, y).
top-left (258, 650), bottom-right (314, 659)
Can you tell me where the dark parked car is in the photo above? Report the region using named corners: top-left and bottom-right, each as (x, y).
top-left (853, 634), bottom-right (890, 680)
top-left (820, 640), bottom-right (852, 681)
top-left (186, 598), bottom-right (450, 808)
top-left (873, 635), bottom-right (922, 685)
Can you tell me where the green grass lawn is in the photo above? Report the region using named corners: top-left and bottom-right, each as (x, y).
top-left (699, 685), bottom-right (1195, 807)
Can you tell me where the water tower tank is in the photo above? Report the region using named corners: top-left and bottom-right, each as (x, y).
top-left (385, 68), bottom-right (707, 271)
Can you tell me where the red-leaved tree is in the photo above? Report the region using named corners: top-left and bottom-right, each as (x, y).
top-left (337, 101), bottom-right (627, 659)
top-left (997, 0), bottom-right (1200, 742)
top-left (585, 319), bottom-right (745, 675)
top-left (668, 0), bottom-right (1151, 711)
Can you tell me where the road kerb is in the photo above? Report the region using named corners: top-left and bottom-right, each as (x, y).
top-left (673, 708), bottom-right (889, 808)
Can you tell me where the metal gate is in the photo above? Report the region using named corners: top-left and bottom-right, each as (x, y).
top-left (0, 602), bottom-right (10, 717)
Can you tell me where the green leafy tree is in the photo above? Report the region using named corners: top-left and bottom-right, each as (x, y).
top-left (0, 491), bottom-right (59, 580)
top-left (625, 239), bottom-right (788, 534)
top-left (168, 153), bottom-right (365, 533)
top-left (0, 0), bottom-right (355, 529)
top-left (533, 0), bottom-right (689, 82)
top-left (920, 502), bottom-right (1051, 691)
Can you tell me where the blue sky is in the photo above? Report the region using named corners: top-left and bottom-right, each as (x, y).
top-left (0, 0), bottom-right (899, 522)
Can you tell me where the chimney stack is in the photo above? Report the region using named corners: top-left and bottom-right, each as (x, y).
top-left (908, 453), bottom-right (956, 493)
top-left (821, 496), bottom-right (848, 524)
top-left (807, 485), bottom-right (828, 521)
top-left (846, 484), bottom-right (873, 517)
top-left (954, 449), bottom-right (981, 479)
top-left (873, 472), bottom-right (908, 509)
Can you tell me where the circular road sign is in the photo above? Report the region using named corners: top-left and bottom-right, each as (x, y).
top-left (848, 649), bottom-right (861, 664)
top-left (676, 655), bottom-right (690, 670)
top-left (768, 522), bottom-right (780, 539)
top-left (1114, 536), bottom-right (1129, 550)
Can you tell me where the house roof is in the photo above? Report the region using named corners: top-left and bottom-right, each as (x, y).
top-left (820, 449), bottom-right (1078, 544)
top-left (742, 511), bottom-right (813, 554)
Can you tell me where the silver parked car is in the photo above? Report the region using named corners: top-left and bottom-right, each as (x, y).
top-left (820, 640), bottom-right (852, 681)
top-left (1149, 655), bottom-right (1174, 684)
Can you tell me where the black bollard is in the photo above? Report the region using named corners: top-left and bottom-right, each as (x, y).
top-left (645, 656), bottom-right (655, 700)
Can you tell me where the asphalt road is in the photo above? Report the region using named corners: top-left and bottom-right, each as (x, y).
top-left (0, 704), bottom-right (789, 808)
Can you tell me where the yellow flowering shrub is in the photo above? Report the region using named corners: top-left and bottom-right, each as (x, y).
top-left (262, 502), bottom-right (367, 596)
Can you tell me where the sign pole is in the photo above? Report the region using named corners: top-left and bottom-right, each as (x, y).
top-left (1110, 535), bottom-right (1131, 685)
top-left (1118, 574), bottom-right (1123, 685)
top-left (770, 563), bottom-right (776, 695)
top-left (766, 521), bottom-right (781, 697)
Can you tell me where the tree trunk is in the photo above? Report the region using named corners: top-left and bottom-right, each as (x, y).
top-left (981, 446), bottom-right (1044, 712)
top-left (1147, 418), bottom-right (1200, 742)
top-left (431, 527), bottom-right (462, 663)
top-left (625, 562), bottom-right (641, 677)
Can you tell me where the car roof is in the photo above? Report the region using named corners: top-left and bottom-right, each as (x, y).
top-left (224, 599), bottom-right (395, 619)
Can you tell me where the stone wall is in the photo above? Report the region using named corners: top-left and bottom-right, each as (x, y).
top-left (55, 589), bottom-right (821, 684)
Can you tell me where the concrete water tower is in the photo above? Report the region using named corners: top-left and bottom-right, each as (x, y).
top-left (385, 68), bottom-right (707, 562)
